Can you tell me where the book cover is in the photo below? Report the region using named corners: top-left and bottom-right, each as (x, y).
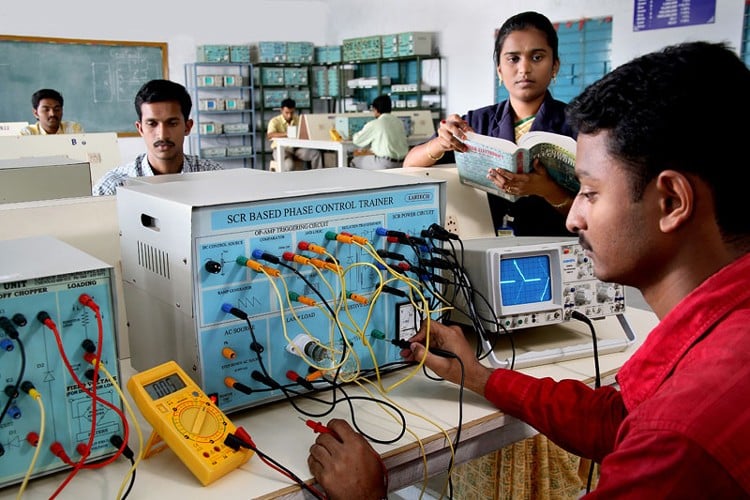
top-left (454, 131), bottom-right (578, 201)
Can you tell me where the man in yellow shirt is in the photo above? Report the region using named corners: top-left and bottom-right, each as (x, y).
top-left (267, 98), bottom-right (322, 170)
top-left (20, 89), bottom-right (84, 135)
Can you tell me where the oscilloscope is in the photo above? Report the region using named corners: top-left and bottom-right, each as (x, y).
top-left (454, 236), bottom-right (636, 368)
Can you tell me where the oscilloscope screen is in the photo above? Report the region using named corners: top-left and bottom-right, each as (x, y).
top-left (499, 254), bottom-right (552, 306)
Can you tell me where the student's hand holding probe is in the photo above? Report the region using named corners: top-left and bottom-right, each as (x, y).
top-left (307, 418), bottom-right (387, 500)
top-left (399, 321), bottom-right (493, 396)
top-left (306, 321), bottom-right (492, 499)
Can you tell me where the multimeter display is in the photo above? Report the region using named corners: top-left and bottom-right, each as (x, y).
top-left (144, 374), bottom-right (187, 399)
top-left (127, 360), bottom-right (253, 486)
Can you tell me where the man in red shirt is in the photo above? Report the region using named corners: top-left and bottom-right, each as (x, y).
top-left (307, 41), bottom-right (750, 498)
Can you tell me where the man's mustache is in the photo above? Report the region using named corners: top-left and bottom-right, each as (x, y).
top-left (578, 234), bottom-right (592, 251)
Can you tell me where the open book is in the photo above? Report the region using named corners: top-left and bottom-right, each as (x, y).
top-left (454, 131), bottom-right (578, 201)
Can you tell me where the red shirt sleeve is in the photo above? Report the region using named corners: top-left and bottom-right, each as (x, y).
top-left (484, 369), bottom-right (626, 462)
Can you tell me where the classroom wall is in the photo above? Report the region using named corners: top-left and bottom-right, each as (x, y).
top-left (327, 0), bottom-right (745, 119)
top-left (1, 0), bottom-right (745, 161)
top-left (1, 0), bottom-right (332, 162)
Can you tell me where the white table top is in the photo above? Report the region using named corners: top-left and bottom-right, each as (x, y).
top-left (0, 308), bottom-right (658, 500)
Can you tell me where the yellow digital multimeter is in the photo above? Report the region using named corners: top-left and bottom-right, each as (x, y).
top-left (127, 360), bottom-right (253, 486)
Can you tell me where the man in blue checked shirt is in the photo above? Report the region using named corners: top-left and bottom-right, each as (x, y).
top-left (93, 79), bottom-right (222, 196)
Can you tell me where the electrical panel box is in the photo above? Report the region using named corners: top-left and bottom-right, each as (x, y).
top-left (253, 42), bottom-right (288, 63)
top-left (381, 34), bottom-right (400, 58)
top-left (0, 236), bottom-right (123, 488)
top-left (314, 45), bottom-right (342, 64)
top-left (263, 89), bottom-right (289, 108)
top-left (116, 168), bottom-right (445, 413)
top-left (260, 67), bottom-right (285, 86)
top-left (342, 36), bottom-right (382, 61)
top-left (196, 75), bottom-right (224, 87)
top-left (223, 122), bottom-right (250, 134)
top-left (283, 68), bottom-right (308, 86)
top-left (229, 45), bottom-right (251, 63)
top-left (397, 32), bottom-right (435, 57)
top-left (196, 45), bottom-right (230, 63)
top-left (199, 122), bottom-right (222, 135)
top-left (224, 98), bottom-right (248, 111)
top-left (226, 145), bottom-right (253, 157)
top-left (286, 42), bottom-right (314, 63)
top-left (288, 89), bottom-right (311, 109)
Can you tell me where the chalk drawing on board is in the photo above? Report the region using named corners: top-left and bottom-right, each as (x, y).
top-left (93, 63), bottom-right (115, 103)
top-left (115, 48), bottom-right (161, 103)
top-left (0, 36), bottom-right (167, 135)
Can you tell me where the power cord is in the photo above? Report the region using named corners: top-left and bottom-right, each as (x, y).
top-left (224, 427), bottom-right (326, 499)
top-left (570, 311), bottom-right (601, 388)
top-left (110, 436), bottom-right (136, 499)
top-left (0, 316), bottom-right (26, 429)
top-left (394, 341), bottom-right (463, 499)
top-left (570, 310), bottom-right (601, 494)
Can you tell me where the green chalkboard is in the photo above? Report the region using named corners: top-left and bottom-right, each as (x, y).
top-left (0, 35), bottom-right (168, 136)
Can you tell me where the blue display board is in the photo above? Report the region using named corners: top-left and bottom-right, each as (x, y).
top-left (633, 0), bottom-right (716, 31)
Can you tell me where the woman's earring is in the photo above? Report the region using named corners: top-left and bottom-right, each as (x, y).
top-left (552, 73), bottom-right (557, 84)
top-left (498, 77), bottom-right (503, 88)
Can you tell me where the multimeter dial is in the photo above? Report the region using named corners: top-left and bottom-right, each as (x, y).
top-left (127, 361), bottom-right (253, 485)
top-left (171, 395), bottom-right (227, 444)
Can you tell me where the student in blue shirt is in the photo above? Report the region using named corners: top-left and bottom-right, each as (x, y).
top-left (93, 80), bottom-right (222, 195)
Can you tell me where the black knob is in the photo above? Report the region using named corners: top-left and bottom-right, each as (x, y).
top-left (205, 260), bottom-right (222, 274)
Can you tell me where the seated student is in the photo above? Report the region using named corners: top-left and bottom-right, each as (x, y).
top-left (93, 79), bottom-right (222, 196)
top-left (267, 98), bottom-right (323, 170)
top-left (350, 95), bottom-right (408, 170)
top-left (20, 89), bottom-right (84, 135)
top-left (307, 41), bottom-right (750, 498)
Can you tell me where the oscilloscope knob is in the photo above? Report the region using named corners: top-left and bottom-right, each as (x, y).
top-left (597, 284), bottom-right (616, 303)
top-left (574, 288), bottom-right (593, 305)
